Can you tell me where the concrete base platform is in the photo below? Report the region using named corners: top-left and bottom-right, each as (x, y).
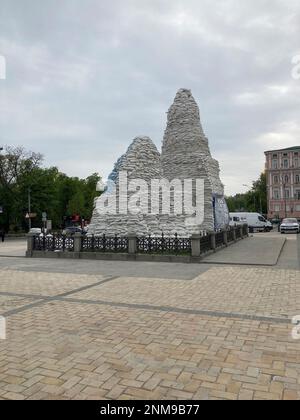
top-left (202, 234), bottom-right (286, 266)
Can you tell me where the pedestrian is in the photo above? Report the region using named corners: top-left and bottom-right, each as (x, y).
top-left (0, 227), bottom-right (5, 243)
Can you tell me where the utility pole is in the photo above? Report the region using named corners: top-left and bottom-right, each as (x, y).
top-left (283, 182), bottom-right (287, 219)
top-left (260, 195), bottom-right (263, 215)
top-left (28, 187), bottom-right (31, 231)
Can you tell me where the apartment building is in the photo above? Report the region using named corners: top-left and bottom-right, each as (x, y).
top-left (265, 146), bottom-right (300, 219)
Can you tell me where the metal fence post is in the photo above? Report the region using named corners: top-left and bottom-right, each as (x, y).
top-left (210, 232), bottom-right (216, 251)
top-left (223, 230), bottom-right (228, 246)
top-left (191, 234), bottom-right (201, 257)
top-left (128, 233), bottom-right (137, 255)
top-left (74, 233), bottom-right (82, 253)
top-left (239, 226), bottom-right (244, 239)
top-left (233, 227), bottom-right (237, 242)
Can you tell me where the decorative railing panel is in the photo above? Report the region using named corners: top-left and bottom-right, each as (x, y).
top-left (137, 234), bottom-right (191, 255)
top-left (215, 231), bottom-right (224, 247)
top-left (33, 235), bottom-right (74, 251)
top-left (200, 233), bottom-right (211, 254)
top-left (81, 235), bottom-right (128, 253)
top-left (227, 228), bottom-right (234, 243)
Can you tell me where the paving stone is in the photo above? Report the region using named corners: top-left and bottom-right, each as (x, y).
top-left (0, 265), bottom-right (299, 400)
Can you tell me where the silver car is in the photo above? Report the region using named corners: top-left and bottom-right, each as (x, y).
top-left (280, 218), bottom-right (300, 234)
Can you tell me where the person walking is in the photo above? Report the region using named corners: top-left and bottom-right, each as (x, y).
top-left (0, 227), bottom-right (5, 243)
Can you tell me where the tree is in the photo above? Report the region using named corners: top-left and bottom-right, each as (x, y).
top-left (67, 190), bottom-right (86, 216)
top-left (0, 146), bottom-right (43, 231)
top-left (0, 145), bottom-right (102, 232)
top-left (226, 173), bottom-right (267, 215)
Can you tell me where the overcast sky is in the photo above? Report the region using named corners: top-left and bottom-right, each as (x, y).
top-left (0, 0), bottom-right (299, 195)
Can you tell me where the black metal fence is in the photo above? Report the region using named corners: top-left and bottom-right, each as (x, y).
top-left (31, 225), bottom-right (248, 257)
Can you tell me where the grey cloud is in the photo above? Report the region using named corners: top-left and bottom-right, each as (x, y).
top-left (0, 0), bottom-right (299, 195)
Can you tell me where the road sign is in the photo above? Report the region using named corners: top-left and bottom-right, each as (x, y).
top-left (42, 212), bottom-right (47, 222)
top-left (25, 213), bottom-right (37, 219)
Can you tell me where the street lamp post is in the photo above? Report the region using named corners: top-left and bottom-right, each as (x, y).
top-left (283, 182), bottom-right (287, 219)
top-left (280, 173), bottom-right (288, 219)
top-left (28, 187), bottom-right (32, 231)
top-left (243, 184), bottom-right (259, 212)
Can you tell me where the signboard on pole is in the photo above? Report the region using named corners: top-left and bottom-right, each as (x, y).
top-left (42, 212), bottom-right (47, 222)
top-left (46, 220), bottom-right (52, 231)
top-left (25, 213), bottom-right (37, 219)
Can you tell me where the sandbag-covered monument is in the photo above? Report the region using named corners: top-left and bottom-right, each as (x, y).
top-left (88, 89), bottom-right (229, 237)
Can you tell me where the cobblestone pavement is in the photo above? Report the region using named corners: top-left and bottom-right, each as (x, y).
top-left (0, 265), bottom-right (300, 400)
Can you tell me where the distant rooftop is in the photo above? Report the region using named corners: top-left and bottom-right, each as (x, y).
top-left (265, 146), bottom-right (300, 154)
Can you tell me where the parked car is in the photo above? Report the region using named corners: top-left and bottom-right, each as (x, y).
top-left (62, 226), bottom-right (83, 236)
top-left (280, 218), bottom-right (300, 234)
top-left (29, 228), bottom-right (42, 235)
top-left (229, 212), bottom-right (273, 232)
top-left (271, 218), bottom-right (281, 225)
top-left (83, 224), bottom-right (89, 233)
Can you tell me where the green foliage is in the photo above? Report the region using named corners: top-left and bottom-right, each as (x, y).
top-left (226, 173), bottom-right (267, 215)
top-left (0, 146), bottom-right (101, 232)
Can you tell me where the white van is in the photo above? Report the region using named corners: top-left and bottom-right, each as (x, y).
top-left (229, 212), bottom-right (273, 232)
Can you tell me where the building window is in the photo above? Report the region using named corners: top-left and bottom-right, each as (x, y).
top-left (274, 204), bottom-right (281, 212)
top-left (296, 174), bottom-right (300, 184)
top-left (296, 190), bottom-right (300, 200)
top-left (273, 190), bottom-right (280, 199)
top-left (284, 175), bottom-right (289, 183)
top-left (283, 159), bottom-right (289, 169)
top-left (294, 158), bottom-right (299, 168)
top-left (285, 189), bottom-right (290, 199)
top-left (273, 175), bottom-right (279, 184)
top-left (272, 159), bottom-right (278, 169)
top-left (296, 205), bottom-right (300, 212)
